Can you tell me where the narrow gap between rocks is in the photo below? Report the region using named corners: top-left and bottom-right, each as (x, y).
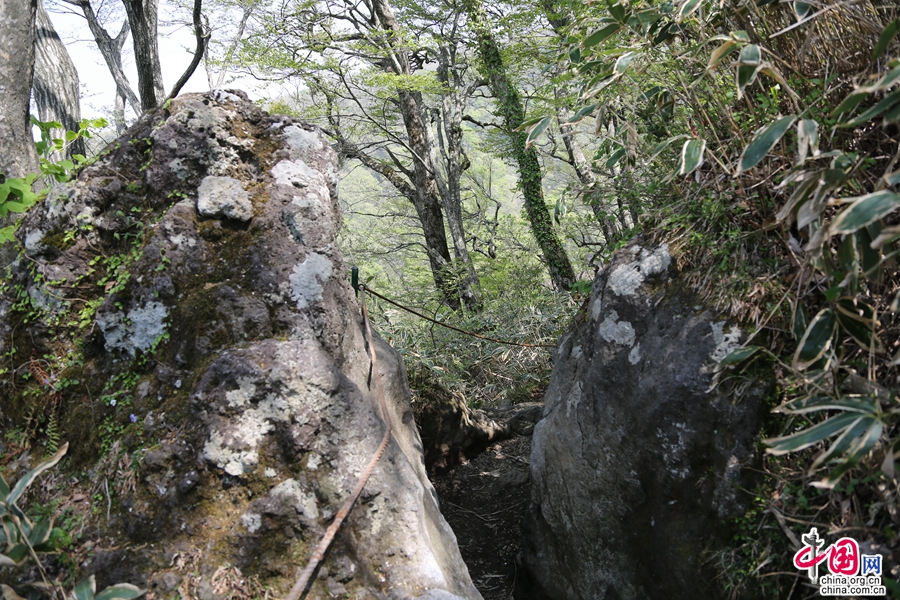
top-left (432, 433), bottom-right (533, 600)
top-left (414, 374), bottom-right (548, 600)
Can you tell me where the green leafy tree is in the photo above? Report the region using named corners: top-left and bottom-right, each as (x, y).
top-left (242, 0), bottom-right (485, 309)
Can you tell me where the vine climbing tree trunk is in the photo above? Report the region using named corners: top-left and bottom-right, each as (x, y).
top-left (0, 0), bottom-right (39, 179)
top-left (34, 0), bottom-right (84, 160)
top-left (464, 0), bottom-right (575, 292)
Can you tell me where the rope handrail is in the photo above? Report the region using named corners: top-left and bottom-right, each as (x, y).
top-left (285, 287), bottom-right (392, 600)
top-left (286, 280), bottom-right (556, 598)
top-left (359, 285), bottom-right (558, 349)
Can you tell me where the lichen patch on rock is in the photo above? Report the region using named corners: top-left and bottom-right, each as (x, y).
top-left (96, 300), bottom-right (169, 357)
top-left (289, 252), bottom-right (334, 309)
top-left (597, 310), bottom-right (636, 347)
top-left (710, 321), bottom-right (742, 363)
top-left (607, 243), bottom-right (671, 296)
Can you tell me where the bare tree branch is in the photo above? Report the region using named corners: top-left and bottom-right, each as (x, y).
top-left (164, 0), bottom-right (209, 103)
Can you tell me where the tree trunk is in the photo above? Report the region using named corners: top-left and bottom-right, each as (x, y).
top-left (0, 0), bottom-right (39, 179)
top-left (433, 45), bottom-right (483, 310)
top-left (368, 0), bottom-right (469, 310)
top-left (122, 0), bottom-right (164, 110)
top-left (464, 1), bottom-right (575, 292)
top-left (396, 88), bottom-right (462, 309)
top-left (212, 2), bottom-right (253, 89)
top-left (559, 117), bottom-right (615, 243)
top-left (114, 90), bottom-right (126, 134)
top-left (321, 83), bottom-right (461, 310)
top-left (33, 0), bottom-right (84, 160)
top-left (65, 0), bottom-right (141, 116)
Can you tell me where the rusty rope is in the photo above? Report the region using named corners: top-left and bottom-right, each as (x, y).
top-left (285, 287), bottom-right (393, 600)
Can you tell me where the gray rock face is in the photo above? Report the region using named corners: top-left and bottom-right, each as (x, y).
top-left (522, 239), bottom-right (770, 600)
top-left (0, 91), bottom-right (479, 600)
top-left (196, 175), bottom-right (253, 221)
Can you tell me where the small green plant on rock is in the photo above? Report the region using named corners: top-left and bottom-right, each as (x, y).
top-left (1, 117), bottom-right (108, 243)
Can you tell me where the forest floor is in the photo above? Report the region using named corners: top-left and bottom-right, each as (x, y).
top-left (431, 407), bottom-right (540, 600)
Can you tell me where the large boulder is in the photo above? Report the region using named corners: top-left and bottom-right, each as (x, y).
top-left (0, 91), bottom-right (480, 600)
top-left (521, 239), bottom-right (771, 600)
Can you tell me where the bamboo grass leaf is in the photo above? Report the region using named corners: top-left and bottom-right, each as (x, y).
top-left (791, 302), bottom-right (808, 341)
top-left (3, 544), bottom-right (29, 566)
top-left (676, 0), bottom-right (703, 22)
top-left (832, 91), bottom-right (868, 117)
top-left (707, 40), bottom-right (737, 71)
top-left (796, 119), bottom-right (819, 164)
top-left (27, 518), bottom-right (53, 547)
top-left (775, 395), bottom-right (878, 415)
top-left (524, 116), bottom-right (553, 149)
top-left (606, 147), bottom-right (626, 168)
top-left (608, 1), bottom-right (627, 23)
top-left (737, 115), bottom-right (796, 174)
top-left (829, 191), bottom-right (900, 235)
top-left (650, 135), bottom-right (690, 160)
top-left (793, 1), bottom-right (812, 21)
top-left (94, 584), bottom-right (147, 600)
top-left (840, 88), bottom-right (900, 127)
top-left (679, 138), bottom-right (705, 175)
top-left (736, 44), bottom-right (761, 98)
top-left (765, 412), bottom-right (862, 455)
top-left (565, 103), bottom-right (600, 124)
top-left (813, 420), bottom-right (883, 488)
top-left (718, 345), bottom-right (763, 366)
top-left (7, 443), bottom-right (68, 506)
top-left (810, 415), bottom-right (878, 471)
top-left (792, 307), bottom-right (836, 371)
top-left (874, 19), bottom-right (900, 59)
top-left (73, 576), bottom-right (97, 600)
top-left (613, 51), bottom-right (637, 75)
top-left (1, 584), bottom-right (27, 600)
top-left (883, 100), bottom-right (900, 124)
top-left (583, 23), bottom-right (621, 48)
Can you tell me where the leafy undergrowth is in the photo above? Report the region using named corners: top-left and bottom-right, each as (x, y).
top-left (365, 271), bottom-right (575, 411)
top-left (645, 173), bottom-right (900, 598)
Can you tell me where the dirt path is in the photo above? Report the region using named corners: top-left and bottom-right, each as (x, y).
top-left (432, 430), bottom-right (534, 600)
